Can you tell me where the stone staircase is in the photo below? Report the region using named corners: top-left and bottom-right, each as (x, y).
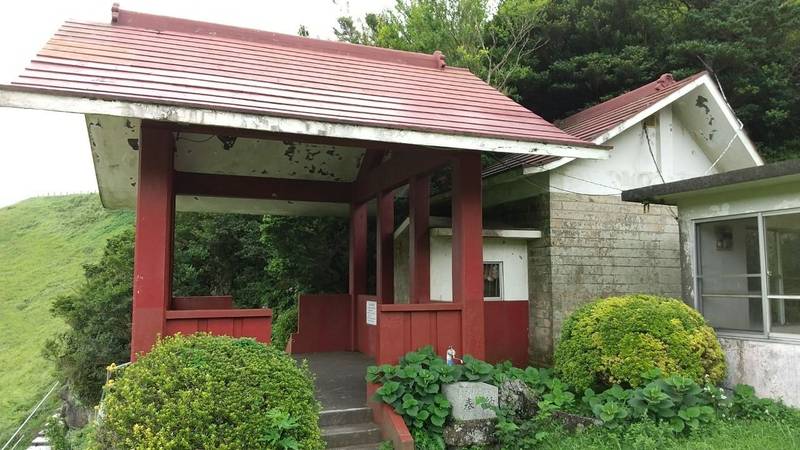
top-left (321, 407), bottom-right (383, 449)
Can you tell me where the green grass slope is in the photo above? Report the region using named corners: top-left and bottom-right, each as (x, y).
top-left (0, 194), bottom-right (132, 444)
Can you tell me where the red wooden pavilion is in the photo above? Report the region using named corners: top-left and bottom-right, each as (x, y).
top-left (0, 3), bottom-right (605, 389)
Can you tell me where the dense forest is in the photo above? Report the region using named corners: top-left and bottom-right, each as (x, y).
top-left (48, 0), bottom-right (799, 404)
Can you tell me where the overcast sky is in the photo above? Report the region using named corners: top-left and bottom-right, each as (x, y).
top-left (0, 0), bottom-right (395, 207)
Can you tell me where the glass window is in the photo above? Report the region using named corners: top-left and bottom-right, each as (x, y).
top-left (696, 218), bottom-right (763, 332)
top-left (765, 213), bottom-right (800, 334)
top-left (483, 262), bottom-right (502, 300)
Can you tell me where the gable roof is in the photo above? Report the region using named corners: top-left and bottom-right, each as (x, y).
top-left (483, 71), bottom-right (762, 177)
top-left (557, 72), bottom-right (706, 142)
top-left (0, 5), bottom-right (602, 155)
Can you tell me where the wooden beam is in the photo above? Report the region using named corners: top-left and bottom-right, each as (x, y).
top-left (173, 172), bottom-right (352, 203)
top-left (376, 190), bottom-right (395, 304)
top-left (131, 124), bottom-right (175, 361)
top-left (349, 202), bottom-right (368, 351)
top-left (451, 152), bottom-right (485, 360)
top-left (353, 150), bottom-right (452, 203)
top-left (357, 149), bottom-right (386, 182)
top-left (409, 175), bottom-right (431, 303)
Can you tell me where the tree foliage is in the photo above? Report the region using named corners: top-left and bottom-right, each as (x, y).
top-left (44, 212), bottom-right (347, 404)
top-left (339, 0), bottom-right (800, 160)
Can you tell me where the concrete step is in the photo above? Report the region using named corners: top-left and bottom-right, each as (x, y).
top-left (322, 422), bottom-right (382, 448)
top-left (319, 407), bottom-right (373, 427)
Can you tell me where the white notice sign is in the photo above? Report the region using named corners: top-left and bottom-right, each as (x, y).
top-left (366, 301), bottom-right (377, 325)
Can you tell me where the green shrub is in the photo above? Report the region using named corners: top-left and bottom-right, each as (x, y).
top-left (554, 294), bottom-right (725, 391)
top-left (95, 333), bottom-right (323, 449)
top-left (272, 305), bottom-right (298, 351)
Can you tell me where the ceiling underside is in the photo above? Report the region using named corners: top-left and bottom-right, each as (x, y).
top-left (88, 114), bottom-right (364, 216)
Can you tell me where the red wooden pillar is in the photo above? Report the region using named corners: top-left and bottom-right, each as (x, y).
top-left (376, 190), bottom-right (395, 304)
top-left (409, 175), bottom-right (430, 303)
top-left (131, 124), bottom-right (175, 361)
top-left (349, 201), bottom-right (368, 351)
top-left (451, 153), bottom-right (485, 359)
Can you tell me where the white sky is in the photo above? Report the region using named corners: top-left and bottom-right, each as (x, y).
top-left (0, 0), bottom-right (394, 207)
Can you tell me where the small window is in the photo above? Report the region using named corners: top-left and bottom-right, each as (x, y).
top-left (483, 262), bottom-right (502, 300)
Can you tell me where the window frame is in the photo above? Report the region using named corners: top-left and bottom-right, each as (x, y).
top-left (693, 207), bottom-right (800, 342)
top-left (482, 261), bottom-right (504, 301)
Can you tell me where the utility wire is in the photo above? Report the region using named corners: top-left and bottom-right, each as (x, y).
top-left (485, 153), bottom-right (621, 197)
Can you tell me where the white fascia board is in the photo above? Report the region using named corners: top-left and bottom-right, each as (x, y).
top-left (591, 75), bottom-right (710, 145)
top-left (430, 228), bottom-right (542, 239)
top-left (701, 77), bottom-right (764, 166)
top-left (0, 90), bottom-right (609, 160)
top-left (522, 157), bottom-right (575, 175)
top-left (588, 75), bottom-right (762, 167)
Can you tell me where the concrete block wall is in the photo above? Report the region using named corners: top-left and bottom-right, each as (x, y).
top-left (485, 185), bottom-right (683, 366)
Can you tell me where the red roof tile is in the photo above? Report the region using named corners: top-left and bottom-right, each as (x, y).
top-left (482, 72), bottom-right (707, 177)
top-left (1, 6), bottom-right (597, 149)
top-left (559, 72), bottom-right (707, 141)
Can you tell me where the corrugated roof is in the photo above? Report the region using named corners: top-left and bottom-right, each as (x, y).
top-left (482, 72), bottom-right (707, 177)
top-left (0, 6), bottom-right (597, 148)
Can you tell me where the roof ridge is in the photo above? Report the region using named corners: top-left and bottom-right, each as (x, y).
top-left (109, 3), bottom-right (448, 70)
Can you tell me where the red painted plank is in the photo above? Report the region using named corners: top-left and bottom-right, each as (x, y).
top-left (164, 308), bottom-right (272, 319)
top-left (289, 294), bottom-right (351, 353)
top-left (376, 190), bottom-right (395, 304)
top-left (171, 296), bottom-right (233, 310)
top-left (484, 301), bottom-right (529, 367)
top-left (349, 203), bottom-right (368, 352)
top-left (130, 124), bottom-right (174, 361)
top-left (408, 175), bottom-right (431, 303)
top-left (452, 153), bottom-right (485, 360)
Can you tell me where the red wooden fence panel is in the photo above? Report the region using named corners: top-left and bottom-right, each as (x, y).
top-left (484, 301), bottom-right (529, 367)
top-left (376, 303), bottom-right (462, 365)
top-left (164, 308), bottom-right (272, 343)
top-left (289, 294), bottom-right (351, 353)
top-left (356, 295), bottom-right (379, 357)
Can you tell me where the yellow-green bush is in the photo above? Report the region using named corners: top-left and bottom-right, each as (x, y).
top-left (95, 333), bottom-right (323, 449)
top-left (554, 295), bottom-right (725, 391)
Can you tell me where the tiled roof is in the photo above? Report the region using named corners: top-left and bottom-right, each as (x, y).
top-left (0, 6), bottom-right (598, 148)
top-left (558, 71), bottom-right (707, 141)
top-left (482, 72), bottom-right (707, 177)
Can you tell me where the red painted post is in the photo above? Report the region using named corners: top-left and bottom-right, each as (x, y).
top-left (349, 201), bottom-right (368, 351)
top-left (409, 175), bottom-right (431, 303)
top-left (451, 153), bottom-right (485, 360)
top-left (131, 124), bottom-right (175, 361)
top-left (376, 190), bottom-right (395, 304)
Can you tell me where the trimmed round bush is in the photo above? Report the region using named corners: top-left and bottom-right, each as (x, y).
top-left (554, 294), bottom-right (725, 391)
top-left (96, 333), bottom-right (323, 449)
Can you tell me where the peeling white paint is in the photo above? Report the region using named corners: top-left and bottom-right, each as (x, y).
top-left (0, 90), bottom-right (609, 159)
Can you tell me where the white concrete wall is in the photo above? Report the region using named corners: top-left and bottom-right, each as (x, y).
top-left (720, 337), bottom-right (800, 407)
top-left (427, 236), bottom-right (530, 302)
top-left (550, 106), bottom-right (717, 195)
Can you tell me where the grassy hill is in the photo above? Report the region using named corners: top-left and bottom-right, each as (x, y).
top-left (0, 194), bottom-right (132, 444)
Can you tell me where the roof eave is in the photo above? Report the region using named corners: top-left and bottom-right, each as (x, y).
top-left (621, 159), bottom-right (800, 205)
top-left (0, 87), bottom-right (608, 160)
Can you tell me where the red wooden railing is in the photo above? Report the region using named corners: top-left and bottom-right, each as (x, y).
top-left (171, 295), bottom-right (234, 310)
top-left (164, 296), bottom-right (272, 344)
